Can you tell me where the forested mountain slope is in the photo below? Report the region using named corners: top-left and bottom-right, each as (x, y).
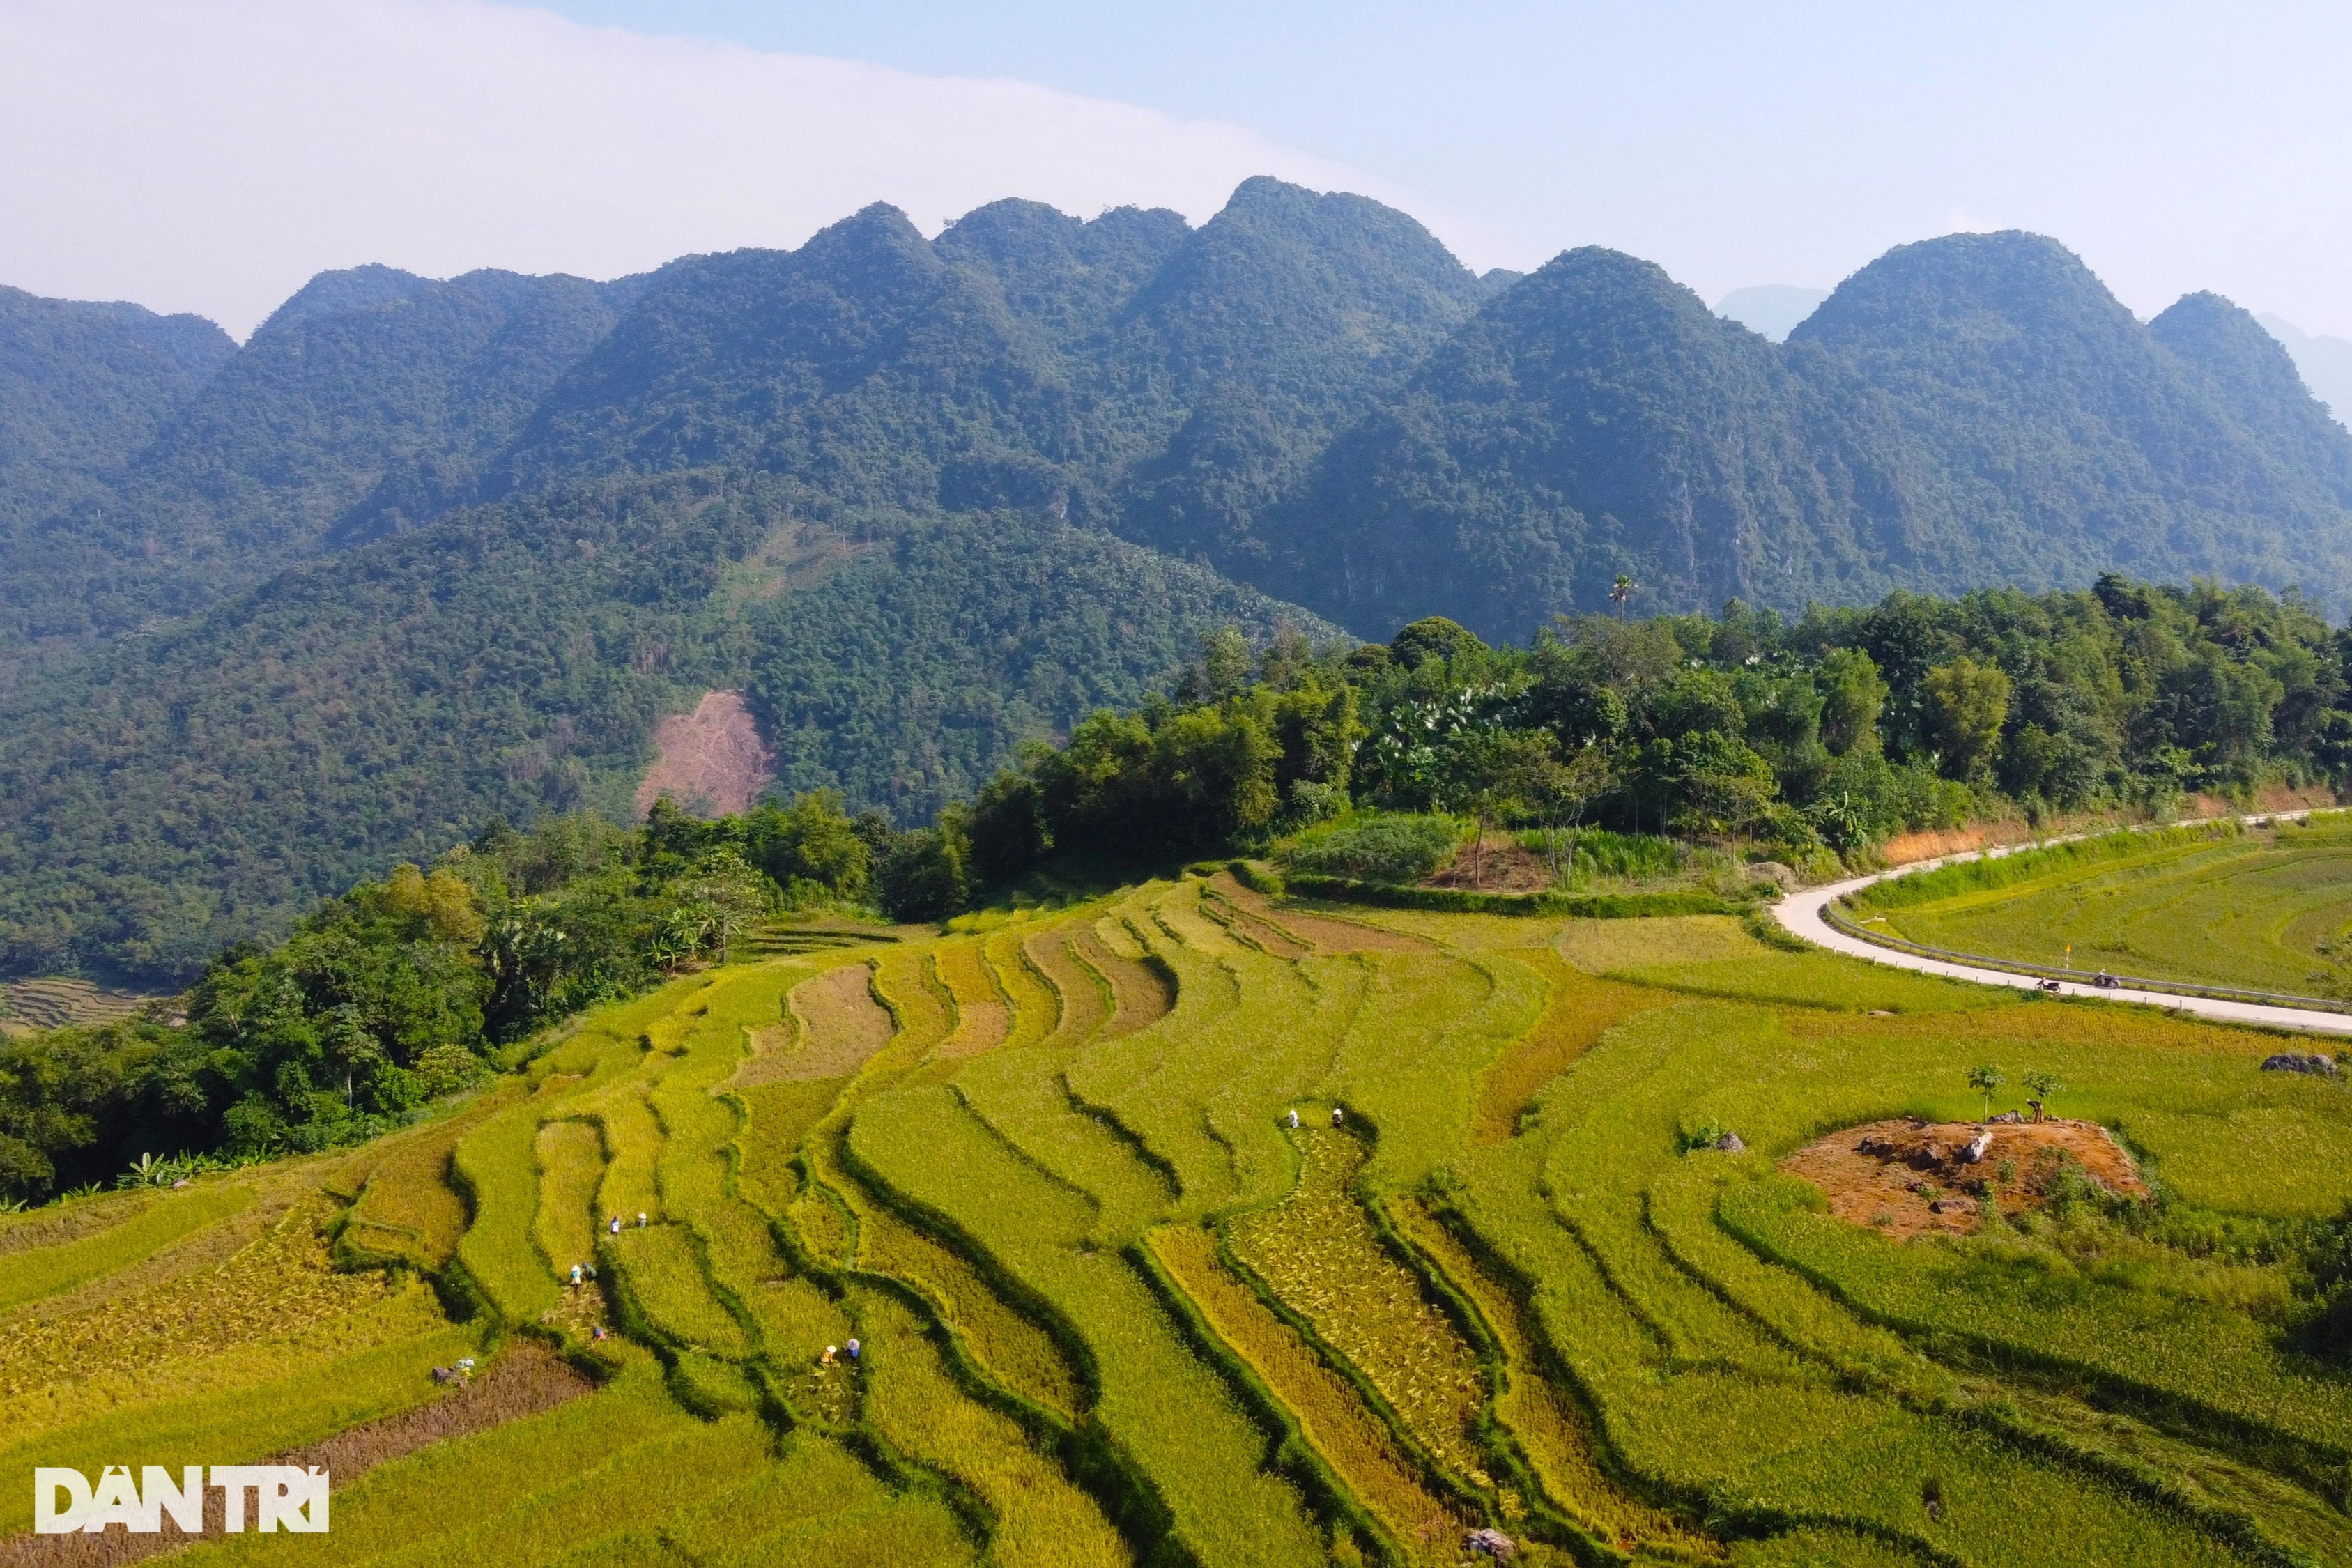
top-left (493, 178), bottom-right (1485, 564)
top-left (8, 183), bottom-right (2352, 981)
top-left (1275, 231), bottom-right (2352, 640)
top-left (0, 475), bottom-right (1329, 978)
top-left (0, 265), bottom-right (628, 651)
top-left (0, 284), bottom-right (233, 543)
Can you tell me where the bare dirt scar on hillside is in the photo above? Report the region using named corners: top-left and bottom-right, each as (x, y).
top-left (0, 1345), bottom-right (594, 1568)
top-left (633, 691), bottom-right (774, 819)
top-left (732, 964), bottom-right (893, 1088)
top-left (1782, 1118), bottom-right (2147, 1241)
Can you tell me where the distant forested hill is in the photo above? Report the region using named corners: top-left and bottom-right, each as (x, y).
top-left (1267, 232), bottom-right (2352, 640)
top-left (0, 286), bottom-right (233, 585)
top-left (0, 265), bottom-right (631, 655)
top-left (8, 180), bottom-right (2352, 979)
top-left (0, 475), bottom-right (1330, 978)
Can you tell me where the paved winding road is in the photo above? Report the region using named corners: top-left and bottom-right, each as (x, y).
top-left (1771, 829), bottom-right (2352, 1038)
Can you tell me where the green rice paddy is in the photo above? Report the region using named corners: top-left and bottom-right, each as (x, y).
top-left (8, 863), bottom-right (2352, 1565)
top-left (1856, 813), bottom-right (2352, 994)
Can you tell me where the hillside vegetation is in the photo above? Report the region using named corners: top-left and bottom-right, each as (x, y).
top-left (9, 879), bottom-right (2352, 1567)
top-left (7, 178), bottom-right (2352, 985)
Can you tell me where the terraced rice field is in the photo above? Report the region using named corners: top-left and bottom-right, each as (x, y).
top-left (8, 867), bottom-right (2352, 1565)
top-left (1856, 813), bottom-right (2352, 994)
top-left (0, 976), bottom-right (164, 1036)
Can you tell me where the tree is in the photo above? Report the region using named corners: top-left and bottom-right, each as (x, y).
top-left (2022, 1070), bottom-right (2063, 1123)
top-left (1966, 1064), bottom-right (2005, 1121)
top-left (879, 815), bottom-right (972, 923)
top-left (1390, 616), bottom-right (1486, 671)
top-left (1817, 647), bottom-right (1889, 757)
top-left (681, 848), bottom-right (772, 967)
top-left (1534, 744), bottom-right (1616, 886)
top-left (1925, 657), bottom-right (2011, 783)
top-left (1610, 574), bottom-right (1636, 620)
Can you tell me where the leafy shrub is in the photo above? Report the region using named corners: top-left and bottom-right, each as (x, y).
top-left (1283, 815), bottom-right (1461, 884)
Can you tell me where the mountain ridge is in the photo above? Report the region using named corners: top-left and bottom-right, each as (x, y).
top-left (8, 180), bottom-right (2352, 977)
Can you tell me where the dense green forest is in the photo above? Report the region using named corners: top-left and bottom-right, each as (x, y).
top-left (0, 283), bottom-right (233, 548)
top-left (1273, 233), bottom-right (2352, 640)
top-left (951, 571), bottom-right (2352, 893)
top-left (0, 475), bottom-right (1330, 981)
top-left (7, 178), bottom-right (2352, 989)
top-left (10, 571), bottom-right (2344, 1204)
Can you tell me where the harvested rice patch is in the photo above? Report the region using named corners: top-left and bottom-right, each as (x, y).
top-left (1227, 1130), bottom-right (1487, 1484)
top-left (1152, 1224), bottom-right (1470, 1565)
top-left (934, 939), bottom-right (1012, 1061)
top-left (1217, 881), bottom-right (1432, 954)
top-left (0, 1192), bottom-right (397, 1394)
top-left (763, 962), bottom-right (895, 1084)
top-left (799, 1348), bottom-right (862, 1427)
top-left (1201, 876), bottom-right (1312, 960)
top-left (1782, 1117), bottom-right (2147, 1241)
top-left (1473, 952), bottom-right (1662, 1146)
top-left (1068, 926), bottom-right (1170, 1038)
top-left (1331, 909), bottom-right (1544, 952)
top-left (286, 1339), bottom-right (594, 1479)
top-left (1024, 931), bottom-right (1109, 1046)
top-left (1390, 1201), bottom-right (1714, 1559)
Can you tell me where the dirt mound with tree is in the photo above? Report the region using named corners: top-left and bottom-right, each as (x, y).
top-left (1782, 1117), bottom-right (2146, 1240)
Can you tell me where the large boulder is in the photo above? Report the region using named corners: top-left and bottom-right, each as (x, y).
top-left (2261, 1052), bottom-right (2339, 1075)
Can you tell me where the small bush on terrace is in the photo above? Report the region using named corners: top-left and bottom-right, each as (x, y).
top-left (1283, 815), bottom-right (1462, 884)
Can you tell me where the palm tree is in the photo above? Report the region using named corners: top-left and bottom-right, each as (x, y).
top-left (1610, 574), bottom-right (1636, 619)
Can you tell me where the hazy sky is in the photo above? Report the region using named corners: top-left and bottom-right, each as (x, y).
top-left (6, 1), bottom-right (2350, 339)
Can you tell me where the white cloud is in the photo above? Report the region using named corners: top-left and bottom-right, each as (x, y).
top-left (0, 0), bottom-right (1392, 337)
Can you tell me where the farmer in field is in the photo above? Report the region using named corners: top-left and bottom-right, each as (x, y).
top-left (845, 1337), bottom-right (861, 1362)
top-left (637, 1211), bottom-right (647, 1228)
top-left (1332, 1107), bottom-right (1344, 1128)
top-left (608, 1214), bottom-right (621, 1236)
top-left (1286, 1109), bottom-right (1299, 1129)
top-left (569, 1263), bottom-right (583, 1287)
